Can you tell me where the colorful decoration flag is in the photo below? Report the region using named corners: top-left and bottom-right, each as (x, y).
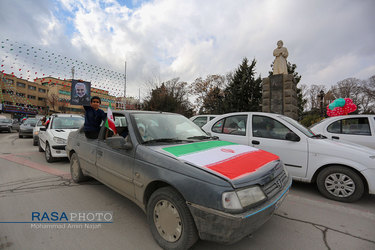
top-left (162, 141), bottom-right (279, 180)
top-left (105, 103), bottom-right (117, 134)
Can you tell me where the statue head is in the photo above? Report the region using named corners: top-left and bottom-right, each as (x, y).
top-left (277, 40), bottom-right (283, 48)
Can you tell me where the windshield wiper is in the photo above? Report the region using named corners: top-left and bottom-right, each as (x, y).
top-left (187, 135), bottom-right (218, 140)
top-left (143, 138), bottom-right (192, 144)
top-left (311, 134), bottom-right (327, 139)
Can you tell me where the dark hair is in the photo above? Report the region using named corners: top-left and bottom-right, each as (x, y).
top-left (91, 96), bottom-right (101, 104)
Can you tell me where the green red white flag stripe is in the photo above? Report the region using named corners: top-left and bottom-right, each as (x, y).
top-left (105, 103), bottom-right (117, 134)
top-left (162, 141), bottom-right (279, 180)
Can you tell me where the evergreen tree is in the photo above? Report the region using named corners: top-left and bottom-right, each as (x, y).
top-left (223, 58), bottom-right (262, 113)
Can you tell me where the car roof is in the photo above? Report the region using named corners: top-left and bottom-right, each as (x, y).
top-left (51, 113), bottom-right (83, 117)
top-left (112, 110), bottom-right (180, 115)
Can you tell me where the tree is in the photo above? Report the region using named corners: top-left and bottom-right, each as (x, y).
top-left (329, 77), bottom-right (375, 113)
top-left (191, 75), bottom-right (226, 114)
top-left (48, 93), bottom-right (59, 113)
top-left (223, 58), bottom-right (262, 113)
top-left (307, 84), bottom-right (326, 110)
top-left (143, 78), bottom-right (194, 117)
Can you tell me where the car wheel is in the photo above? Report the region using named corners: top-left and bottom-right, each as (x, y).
top-left (317, 166), bottom-right (364, 202)
top-left (147, 187), bottom-right (198, 250)
top-left (33, 138), bottom-right (38, 146)
top-left (70, 153), bottom-right (88, 183)
top-left (19, 134), bottom-right (23, 138)
top-left (45, 142), bottom-right (55, 163)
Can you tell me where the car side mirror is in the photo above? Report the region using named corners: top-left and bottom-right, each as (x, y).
top-left (106, 136), bottom-right (132, 150)
top-left (40, 127), bottom-right (46, 131)
top-left (285, 132), bottom-right (300, 142)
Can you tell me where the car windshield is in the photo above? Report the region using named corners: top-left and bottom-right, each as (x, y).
top-left (0, 119), bottom-right (12, 123)
top-left (51, 116), bottom-right (84, 129)
top-left (23, 119), bottom-right (37, 126)
top-left (131, 113), bottom-right (208, 143)
top-left (279, 116), bottom-right (315, 137)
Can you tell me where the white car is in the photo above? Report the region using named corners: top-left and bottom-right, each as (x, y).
top-left (202, 112), bottom-right (375, 202)
top-left (39, 114), bottom-right (84, 162)
top-left (189, 114), bottom-right (218, 128)
top-left (310, 115), bottom-right (375, 150)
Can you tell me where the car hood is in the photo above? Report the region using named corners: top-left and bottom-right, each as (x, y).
top-left (148, 140), bottom-right (282, 187)
top-left (50, 129), bottom-right (78, 139)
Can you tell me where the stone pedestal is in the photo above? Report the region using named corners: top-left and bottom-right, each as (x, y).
top-left (262, 74), bottom-right (298, 120)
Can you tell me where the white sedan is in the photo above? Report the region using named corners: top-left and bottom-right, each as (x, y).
top-left (202, 112), bottom-right (375, 202)
top-left (310, 114), bottom-right (375, 150)
top-left (39, 114), bottom-right (84, 162)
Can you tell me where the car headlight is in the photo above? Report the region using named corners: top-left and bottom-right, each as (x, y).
top-left (53, 137), bottom-right (66, 144)
top-left (222, 186), bottom-right (266, 211)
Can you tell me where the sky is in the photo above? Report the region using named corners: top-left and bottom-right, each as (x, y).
top-left (0, 0), bottom-right (374, 99)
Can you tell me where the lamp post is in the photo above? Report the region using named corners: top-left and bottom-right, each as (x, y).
top-left (318, 90), bottom-right (325, 117)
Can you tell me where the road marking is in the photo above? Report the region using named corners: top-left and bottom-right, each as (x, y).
top-left (0, 154), bottom-right (70, 178)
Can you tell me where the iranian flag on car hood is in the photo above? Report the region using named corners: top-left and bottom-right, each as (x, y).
top-left (161, 141), bottom-right (279, 180)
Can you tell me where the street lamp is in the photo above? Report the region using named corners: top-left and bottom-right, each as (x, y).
top-left (318, 90), bottom-right (325, 117)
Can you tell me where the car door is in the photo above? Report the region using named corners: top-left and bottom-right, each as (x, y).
top-left (74, 128), bottom-right (99, 178)
top-left (249, 114), bottom-right (309, 178)
top-left (96, 115), bottom-right (135, 198)
top-left (325, 116), bottom-right (374, 149)
top-left (208, 114), bottom-right (249, 145)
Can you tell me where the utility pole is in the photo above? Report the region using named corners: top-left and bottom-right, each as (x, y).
top-left (123, 61), bottom-right (127, 110)
top-left (71, 66), bottom-right (75, 80)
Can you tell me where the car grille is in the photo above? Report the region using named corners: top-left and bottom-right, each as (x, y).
top-left (263, 170), bottom-right (288, 198)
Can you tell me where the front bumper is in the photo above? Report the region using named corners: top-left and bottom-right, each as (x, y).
top-left (188, 175), bottom-right (292, 244)
top-left (19, 129), bottom-right (33, 136)
top-left (361, 168), bottom-right (375, 194)
top-left (0, 126), bottom-right (12, 131)
top-left (50, 144), bottom-right (68, 158)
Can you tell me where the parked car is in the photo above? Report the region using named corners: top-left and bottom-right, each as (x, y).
top-left (19, 118), bottom-right (37, 138)
top-left (202, 112), bottom-right (375, 203)
top-left (189, 114), bottom-right (218, 128)
top-left (66, 111), bottom-right (292, 249)
top-left (0, 118), bottom-right (13, 133)
top-left (310, 115), bottom-right (375, 150)
top-left (38, 114), bottom-right (84, 162)
top-left (32, 118), bottom-right (46, 146)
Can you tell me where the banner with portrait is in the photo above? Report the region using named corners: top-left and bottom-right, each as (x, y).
top-left (70, 80), bottom-right (91, 106)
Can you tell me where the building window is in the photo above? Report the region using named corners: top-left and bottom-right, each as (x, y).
top-left (27, 95), bottom-right (36, 99)
top-left (38, 97), bottom-right (46, 102)
top-left (5, 79), bottom-right (14, 85)
top-left (16, 92), bottom-right (25, 97)
top-left (28, 85), bottom-right (37, 91)
top-left (4, 101), bottom-right (13, 105)
top-left (39, 88), bottom-right (46, 93)
top-left (17, 82), bottom-right (26, 88)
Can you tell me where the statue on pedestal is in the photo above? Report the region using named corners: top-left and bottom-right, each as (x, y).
top-left (273, 40), bottom-right (288, 75)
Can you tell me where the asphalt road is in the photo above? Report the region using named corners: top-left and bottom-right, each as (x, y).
top-left (0, 131), bottom-right (374, 250)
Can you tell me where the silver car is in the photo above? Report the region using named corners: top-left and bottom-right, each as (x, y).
top-left (19, 118), bottom-right (37, 138)
top-left (66, 111), bottom-right (291, 249)
top-left (33, 118), bottom-right (45, 146)
top-left (0, 118), bottom-right (13, 133)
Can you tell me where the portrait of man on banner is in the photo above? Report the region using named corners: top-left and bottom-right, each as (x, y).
top-left (71, 80), bottom-right (91, 106)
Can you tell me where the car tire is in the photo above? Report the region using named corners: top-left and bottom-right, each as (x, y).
top-left (33, 138), bottom-right (38, 146)
top-left (70, 153), bottom-right (88, 183)
top-left (317, 166), bottom-right (365, 203)
top-left (45, 142), bottom-right (55, 163)
top-left (147, 187), bottom-right (198, 250)
top-left (19, 134), bottom-right (23, 138)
